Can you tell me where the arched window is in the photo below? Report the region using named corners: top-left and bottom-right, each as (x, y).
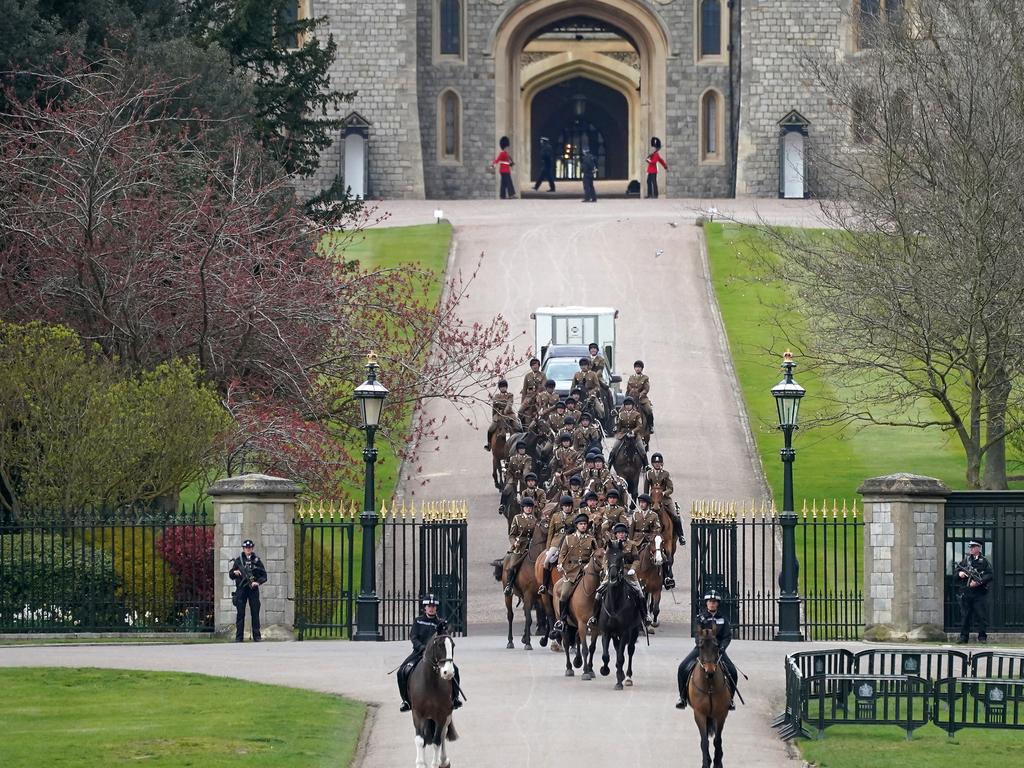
top-left (439, 0), bottom-right (462, 57)
top-left (700, 89), bottom-right (722, 162)
top-left (857, 0), bottom-right (904, 49)
top-left (439, 90), bottom-right (461, 162)
top-left (700, 0), bottom-right (723, 58)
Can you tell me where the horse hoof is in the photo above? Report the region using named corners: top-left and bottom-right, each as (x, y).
top-left (524, 643), bottom-right (532, 651)
top-left (573, 657), bottom-right (583, 669)
top-left (651, 620), bottom-right (660, 628)
top-left (582, 671), bottom-right (594, 681)
top-left (551, 643), bottom-right (562, 652)
top-left (539, 636), bottom-right (548, 647)
top-left (565, 668), bottom-right (574, 677)
top-left (600, 666), bottom-right (610, 676)
top-left (625, 679), bottom-right (633, 687)
top-left (614, 682), bottom-right (623, 690)
top-left (506, 641), bottom-right (514, 649)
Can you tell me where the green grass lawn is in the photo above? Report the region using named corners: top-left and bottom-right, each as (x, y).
top-left (0, 667), bottom-right (364, 767)
top-left (704, 222), bottom-right (979, 505)
top-left (797, 724), bottom-right (1024, 768)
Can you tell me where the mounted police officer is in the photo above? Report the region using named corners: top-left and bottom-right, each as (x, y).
top-left (955, 540), bottom-right (994, 644)
top-left (229, 539), bottom-right (267, 642)
top-left (398, 594), bottom-right (462, 712)
top-left (539, 495), bottom-right (575, 596)
top-left (504, 497), bottom-right (538, 595)
top-left (552, 511), bottom-right (598, 637)
top-left (588, 521), bottom-right (651, 627)
top-left (676, 591), bottom-right (737, 710)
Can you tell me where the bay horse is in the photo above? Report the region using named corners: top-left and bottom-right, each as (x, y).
top-left (408, 632), bottom-right (459, 768)
top-left (633, 535), bottom-right (665, 628)
top-left (611, 434), bottom-right (644, 499)
top-left (497, 485), bottom-right (520, 533)
top-left (490, 429), bottom-right (506, 489)
top-left (650, 485), bottom-right (679, 584)
top-left (493, 528), bottom-right (548, 650)
top-left (687, 620), bottom-right (731, 768)
top-left (597, 546), bottom-right (645, 690)
top-left (555, 551), bottom-right (605, 680)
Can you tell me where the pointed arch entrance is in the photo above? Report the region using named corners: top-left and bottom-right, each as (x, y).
top-left (492, 0), bottom-right (669, 190)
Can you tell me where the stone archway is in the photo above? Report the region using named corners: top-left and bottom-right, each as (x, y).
top-left (491, 0), bottom-right (670, 192)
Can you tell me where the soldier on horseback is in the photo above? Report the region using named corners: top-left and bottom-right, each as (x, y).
top-left (538, 495), bottom-right (575, 596)
top-left (630, 493), bottom-right (663, 549)
top-left (572, 357), bottom-right (602, 396)
top-left (597, 488), bottom-right (628, 545)
top-left (573, 412), bottom-right (603, 455)
top-left (398, 594), bottom-right (462, 712)
top-left (644, 453), bottom-right (685, 546)
top-left (551, 432), bottom-right (584, 492)
top-left (582, 491), bottom-right (603, 535)
top-left (589, 522), bottom-right (652, 627)
top-left (676, 591), bottom-right (737, 710)
top-left (484, 380), bottom-right (517, 451)
top-left (535, 379), bottom-right (559, 414)
top-left (567, 474), bottom-right (585, 505)
top-left (607, 397), bottom-right (648, 467)
top-left (503, 497), bottom-right (538, 596)
top-left (544, 399), bottom-right (568, 435)
top-left (552, 512), bottom-right (598, 637)
top-left (520, 472), bottom-right (546, 506)
top-left (627, 360), bottom-right (654, 435)
top-left (520, 357), bottom-right (545, 418)
top-left (505, 442), bottom-right (533, 496)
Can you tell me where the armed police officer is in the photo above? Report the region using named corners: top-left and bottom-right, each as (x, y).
top-left (398, 594), bottom-right (462, 712)
top-left (676, 591), bottom-right (738, 710)
top-left (955, 540), bottom-right (994, 644)
top-left (229, 539), bottom-right (268, 642)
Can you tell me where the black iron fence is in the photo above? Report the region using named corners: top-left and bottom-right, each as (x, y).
top-left (294, 499), bottom-right (468, 641)
top-left (690, 499), bottom-right (862, 640)
top-left (944, 491), bottom-right (1024, 633)
top-left (0, 506), bottom-right (214, 633)
top-left (776, 648), bottom-right (1024, 740)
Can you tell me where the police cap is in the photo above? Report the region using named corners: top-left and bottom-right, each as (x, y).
top-left (241, 539), bottom-right (255, 548)
top-left (421, 593), bottom-right (440, 606)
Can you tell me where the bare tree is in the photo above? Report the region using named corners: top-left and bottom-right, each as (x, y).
top-left (760, 0), bottom-right (1024, 488)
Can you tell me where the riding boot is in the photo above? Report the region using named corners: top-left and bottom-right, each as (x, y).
top-left (398, 666), bottom-right (411, 712)
top-left (588, 596), bottom-right (603, 627)
top-left (504, 566), bottom-right (518, 596)
top-left (662, 562), bottom-right (676, 590)
top-left (538, 565), bottom-right (552, 595)
top-left (647, 409), bottom-right (654, 434)
top-left (672, 510), bottom-right (686, 545)
top-left (451, 667), bottom-right (463, 709)
top-left (552, 596), bottom-right (570, 635)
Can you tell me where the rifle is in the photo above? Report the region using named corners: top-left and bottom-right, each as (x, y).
top-left (956, 560), bottom-right (985, 588)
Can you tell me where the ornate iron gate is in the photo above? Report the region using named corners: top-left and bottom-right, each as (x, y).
top-left (295, 500), bottom-right (468, 641)
top-left (691, 500), bottom-right (863, 640)
top-left (944, 492), bottom-right (1024, 633)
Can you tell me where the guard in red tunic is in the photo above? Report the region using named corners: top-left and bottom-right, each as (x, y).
top-left (492, 135), bottom-right (516, 199)
top-left (646, 137), bottom-right (668, 198)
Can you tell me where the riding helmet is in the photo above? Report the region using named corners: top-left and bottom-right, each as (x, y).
top-left (498, 379), bottom-right (508, 388)
top-left (573, 512), bottom-right (590, 525)
top-left (559, 432), bottom-right (572, 442)
top-left (589, 343), bottom-right (599, 351)
top-left (606, 488), bottom-right (621, 500)
top-left (578, 357), bottom-right (590, 367)
top-left (516, 442), bottom-right (527, 450)
top-left (612, 522), bottom-right (629, 534)
top-left (623, 396), bottom-right (635, 405)
top-left (555, 400), bottom-right (566, 409)
top-left (564, 416), bottom-right (576, 425)
top-left (421, 593), bottom-right (440, 606)
top-left (634, 360), bottom-right (644, 369)
top-left (584, 491), bottom-right (599, 502)
top-left (530, 357), bottom-right (540, 365)
top-left (580, 413), bottom-right (591, 422)
top-left (524, 472), bottom-right (537, 481)
top-left (651, 452), bottom-right (664, 463)
top-left (637, 493), bottom-right (652, 504)
top-left (569, 475), bottom-right (583, 486)
top-left (560, 495), bottom-right (574, 506)
top-left (703, 590), bottom-right (722, 602)
top-left (593, 455), bottom-right (606, 464)
top-left (520, 497), bottom-right (535, 508)
top-left (545, 380), bottom-right (556, 389)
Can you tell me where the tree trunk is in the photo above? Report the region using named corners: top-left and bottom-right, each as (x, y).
top-left (983, 365), bottom-right (1011, 490)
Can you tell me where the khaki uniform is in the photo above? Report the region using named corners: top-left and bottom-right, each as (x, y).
top-left (572, 422), bottom-right (602, 454)
top-left (598, 504), bottom-right (629, 544)
top-left (552, 445), bottom-right (583, 478)
top-left (507, 511), bottom-right (537, 568)
top-left (614, 408), bottom-right (644, 439)
top-left (546, 411), bottom-right (567, 434)
top-left (589, 353), bottom-right (608, 378)
top-left (572, 369), bottom-right (601, 394)
top-left (535, 390), bottom-right (559, 413)
top-left (505, 453), bottom-right (533, 490)
top-left (644, 468), bottom-right (674, 501)
top-left (521, 370), bottom-right (546, 404)
top-left (521, 485), bottom-right (547, 507)
top-left (558, 530), bottom-right (598, 583)
top-left (547, 509), bottom-right (572, 551)
top-left (630, 507), bottom-right (663, 549)
top-left (492, 391), bottom-right (514, 421)
top-left (626, 373), bottom-right (651, 406)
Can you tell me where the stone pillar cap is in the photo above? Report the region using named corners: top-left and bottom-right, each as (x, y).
top-left (208, 473), bottom-right (301, 497)
top-left (857, 473), bottom-right (950, 497)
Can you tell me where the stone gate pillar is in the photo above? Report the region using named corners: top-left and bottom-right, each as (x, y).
top-left (209, 474), bottom-right (300, 638)
top-left (858, 473), bottom-right (950, 641)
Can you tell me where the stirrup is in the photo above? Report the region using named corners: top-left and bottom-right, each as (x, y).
top-left (675, 697), bottom-right (686, 710)
top-left (553, 619), bottom-right (565, 631)
top-left (452, 699), bottom-right (463, 710)
top-left (537, 585), bottom-right (547, 595)
top-left (663, 577), bottom-right (676, 590)
top-left (587, 616), bottom-right (596, 627)
top-left (400, 701), bottom-right (411, 712)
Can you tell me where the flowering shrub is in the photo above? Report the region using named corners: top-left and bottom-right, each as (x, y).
top-left (155, 526), bottom-right (215, 605)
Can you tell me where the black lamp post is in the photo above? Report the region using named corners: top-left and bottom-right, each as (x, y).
top-left (772, 350), bottom-right (805, 642)
top-left (353, 352), bottom-right (388, 641)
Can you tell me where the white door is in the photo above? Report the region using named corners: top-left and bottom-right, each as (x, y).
top-left (782, 131), bottom-right (805, 199)
top-left (344, 133), bottom-right (365, 199)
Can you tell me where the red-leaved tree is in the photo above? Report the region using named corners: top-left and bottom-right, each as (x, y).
top-left (0, 54), bottom-right (526, 496)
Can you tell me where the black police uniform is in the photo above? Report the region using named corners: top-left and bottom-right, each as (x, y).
top-left (397, 611), bottom-right (462, 710)
top-left (229, 550), bottom-right (268, 641)
top-left (581, 152), bottom-right (597, 202)
top-left (677, 610), bottom-right (738, 707)
top-left (955, 550), bottom-right (994, 642)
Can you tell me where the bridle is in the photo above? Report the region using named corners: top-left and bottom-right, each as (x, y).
top-left (429, 634), bottom-right (456, 673)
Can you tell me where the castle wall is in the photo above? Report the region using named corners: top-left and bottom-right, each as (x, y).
top-left (736, 0), bottom-right (850, 197)
top-left (309, 1), bottom-right (425, 199)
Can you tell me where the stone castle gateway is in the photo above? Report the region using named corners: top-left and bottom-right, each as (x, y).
top-left (313, 0), bottom-right (891, 199)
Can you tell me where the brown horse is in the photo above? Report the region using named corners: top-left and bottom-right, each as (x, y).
top-left (408, 632), bottom-right (459, 768)
top-left (490, 430), bottom-right (507, 489)
top-left (633, 534), bottom-right (665, 628)
top-left (650, 486), bottom-right (677, 561)
top-left (494, 530), bottom-right (548, 650)
top-left (687, 620), bottom-right (731, 768)
top-left (555, 551), bottom-right (605, 680)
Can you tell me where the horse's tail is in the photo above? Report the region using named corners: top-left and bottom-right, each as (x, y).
top-left (446, 721), bottom-right (459, 742)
